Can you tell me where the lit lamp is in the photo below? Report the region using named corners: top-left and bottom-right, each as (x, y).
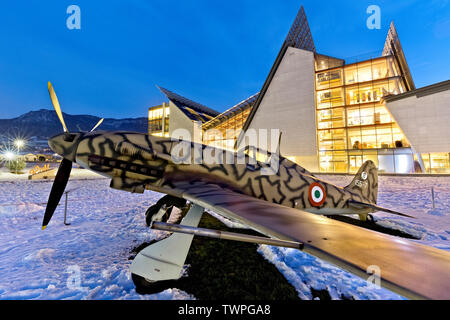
top-left (4, 151), bottom-right (15, 161)
top-left (14, 139), bottom-right (25, 150)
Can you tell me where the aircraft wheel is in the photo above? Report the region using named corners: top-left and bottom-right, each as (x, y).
top-left (145, 195), bottom-right (187, 227)
top-left (367, 214), bottom-right (375, 223)
top-left (145, 203), bottom-right (163, 226)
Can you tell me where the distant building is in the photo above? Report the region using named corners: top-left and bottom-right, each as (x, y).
top-left (148, 103), bottom-right (170, 137)
top-left (149, 87), bottom-right (219, 141)
top-left (149, 6), bottom-right (449, 174)
top-left (22, 153), bottom-right (38, 162)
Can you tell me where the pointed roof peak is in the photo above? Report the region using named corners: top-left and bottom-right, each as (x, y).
top-left (383, 21), bottom-right (399, 56)
top-left (382, 21), bottom-right (415, 90)
top-left (285, 5), bottom-right (315, 52)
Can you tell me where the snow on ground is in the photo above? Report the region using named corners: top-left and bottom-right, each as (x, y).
top-left (0, 172), bottom-right (448, 300)
top-left (0, 167), bottom-right (102, 181)
top-left (0, 175), bottom-right (193, 300)
top-left (319, 175), bottom-right (450, 251)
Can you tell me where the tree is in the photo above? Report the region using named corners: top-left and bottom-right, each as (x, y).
top-left (6, 159), bottom-right (26, 174)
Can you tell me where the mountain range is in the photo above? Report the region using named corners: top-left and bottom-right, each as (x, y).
top-left (0, 109), bottom-right (148, 139)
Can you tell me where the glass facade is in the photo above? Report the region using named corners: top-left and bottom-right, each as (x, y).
top-left (202, 94), bottom-right (258, 151)
top-left (315, 55), bottom-right (413, 173)
top-left (148, 103), bottom-right (170, 137)
top-left (203, 108), bottom-right (251, 150)
top-left (420, 153), bottom-right (450, 174)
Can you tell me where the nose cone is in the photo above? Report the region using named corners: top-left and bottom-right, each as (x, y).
top-left (48, 133), bottom-right (81, 162)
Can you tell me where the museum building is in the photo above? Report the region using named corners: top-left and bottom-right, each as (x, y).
top-left (149, 6), bottom-right (450, 174)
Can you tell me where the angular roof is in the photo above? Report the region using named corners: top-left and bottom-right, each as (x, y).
top-left (238, 5), bottom-right (315, 145)
top-left (382, 22), bottom-right (415, 91)
top-left (157, 86), bottom-right (219, 123)
top-left (202, 93), bottom-right (259, 130)
top-left (383, 79), bottom-right (450, 103)
top-left (285, 5), bottom-right (315, 52)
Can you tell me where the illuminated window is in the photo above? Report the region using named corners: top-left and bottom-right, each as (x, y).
top-left (316, 69), bottom-right (343, 90)
top-left (356, 61), bottom-right (372, 83)
top-left (376, 126), bottom-right (393, 148)
top-left (319, 151), bottom-right (333, 172)
top-left (148, 105), bottom-right (170, 136)
top-left (392, 124), bottom-right (409, 148)
top-left (423, 153), bottom-right (450, 174)
top-left (314, 55), bottom-right (414, 173)
top-left (362, 150), bottom-right (378, 167)
top-left (348, 151), bottom-right (363, 173)
top-left (203, 106), bottom-right (252, 151)
top-left (344, 66), bottom-right (358, 85)
top-left (317, 88), bottom-right (344, 108)
top-left (374, 105), bottom-right (392, 124)
top-left (361, 127), bottom-right (377, 149)
top-left (360, 106), bottom-right (375, 125)
top-left (333, 151), bottom-right (348, 172)
top-left (372, 59), bottom-right (388, 81)
top-left (318, 128), bottom-right (346, 151)
top-left (317, 108), bottom-right (345, 129)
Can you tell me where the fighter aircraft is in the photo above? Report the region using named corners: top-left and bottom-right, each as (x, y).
top-left (42, 82), bottom-right (450, 299)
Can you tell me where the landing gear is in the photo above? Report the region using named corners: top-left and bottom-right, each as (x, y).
top-left (145, 195), bottom-right (187, 227)
top-left (131, 204), bottom-right (204, 287)
top-left (358, 213), bottom-right (375, 223)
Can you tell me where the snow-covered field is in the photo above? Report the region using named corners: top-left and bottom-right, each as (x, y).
top-left (0, 171), bottom-right (448, 300)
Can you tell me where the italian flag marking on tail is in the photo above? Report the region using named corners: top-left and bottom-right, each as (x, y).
top-left (309, 182), bottom-right (326, 207)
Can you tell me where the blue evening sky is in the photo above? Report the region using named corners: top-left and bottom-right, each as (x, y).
top-left (0, 0), bottom-right (449, 119)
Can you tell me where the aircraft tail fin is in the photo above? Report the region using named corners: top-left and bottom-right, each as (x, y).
top-left (344, 160), bottom-right (378, 204)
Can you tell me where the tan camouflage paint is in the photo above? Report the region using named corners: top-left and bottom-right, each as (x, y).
top-left (49, 131), bottom-right (378, 217)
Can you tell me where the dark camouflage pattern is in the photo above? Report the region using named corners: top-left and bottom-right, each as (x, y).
top-left (49, 131), bottom-right (379, 218)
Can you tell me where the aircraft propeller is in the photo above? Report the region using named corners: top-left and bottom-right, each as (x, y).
top-left (43, 82), bottom-right (105, 230)
top-left (42, 82), bottom-right (74, 230)
top-left (90, 118), bottom-right (104, 132)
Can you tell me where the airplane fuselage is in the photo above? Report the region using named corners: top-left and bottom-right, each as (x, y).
top-left (51, 131), bottom-right (373, 217)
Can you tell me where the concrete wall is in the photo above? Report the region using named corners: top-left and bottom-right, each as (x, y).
top-left (169, 102), bottom-right (194, 139)
top-left (241, 47), bottom-right (318, 171)
top-left (386, 88), bottom-right (450, 154)
top-left (168, 102), bottom-right (202, 143)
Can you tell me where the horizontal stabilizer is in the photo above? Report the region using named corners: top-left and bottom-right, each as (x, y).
top-left (348, 200), bottom-right (415, 219)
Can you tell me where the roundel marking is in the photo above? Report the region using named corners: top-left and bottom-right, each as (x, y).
top-left (308, 182), bottom-right (326, 207)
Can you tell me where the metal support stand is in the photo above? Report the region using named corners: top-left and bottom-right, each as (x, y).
top-left (64, 192), bottom-right (70, 226)
top-left (130, 204), bottom-right (204, 282)
top-left (431, 187), bottom-right (436, 209)
top-left (63, 188), bottom-right (79, 226)
top-left (151, 221), bottom-right (303, 249)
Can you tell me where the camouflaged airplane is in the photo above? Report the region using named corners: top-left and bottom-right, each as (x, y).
top-left (42, 82), bottom-right (450, 299)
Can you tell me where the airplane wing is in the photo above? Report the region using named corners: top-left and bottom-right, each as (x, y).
top-left (166, 181), bottom-right (450, 300)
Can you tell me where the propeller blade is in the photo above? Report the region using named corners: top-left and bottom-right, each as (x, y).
top-left (90, 118), bottom-right (104, 132)
top-left (42, 158), bottom-right (72, 229)
top-left (48, 82), bottom-right (69, 133)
